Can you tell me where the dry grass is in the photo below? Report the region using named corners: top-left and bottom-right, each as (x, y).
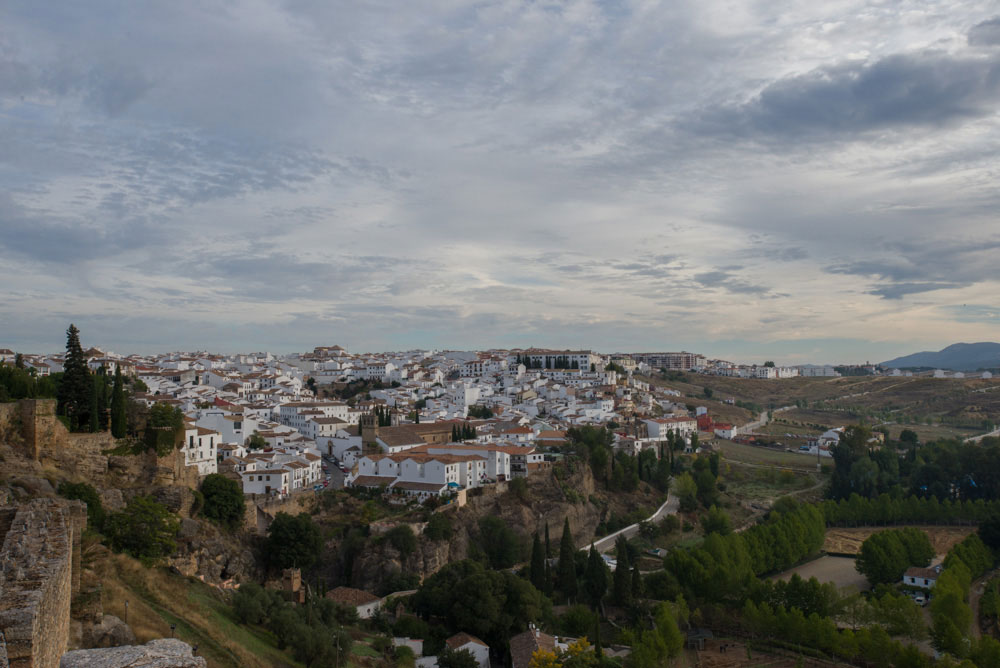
top-left (823, 526), bottom-right (975, 558)
top-left (88, 545), bottom-right (302, 668)
top-left (713, 440), bottom-right (823, 471)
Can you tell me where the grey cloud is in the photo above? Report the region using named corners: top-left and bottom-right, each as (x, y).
top-left (695, 51), bottom-right (1000, 141)
top-left (693, 270), bottom-right (771, 296)
top-left (867, 282), bottom-right (962, 299)
top-left (969, 17), bottom-right (1000, 46)
top-left (826, 238), bottom-right (1000, 298)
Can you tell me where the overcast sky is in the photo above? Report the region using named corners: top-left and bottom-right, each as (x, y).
top-left (2, 1), bottom-right (1000, 363)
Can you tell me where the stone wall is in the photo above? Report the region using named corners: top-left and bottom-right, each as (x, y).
top-left (0, 498), bottom-right (86, 668)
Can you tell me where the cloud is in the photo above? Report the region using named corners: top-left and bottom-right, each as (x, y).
top-left (695, 50), bottom-right (1000, 141)
top-left (2, 2), bottom-right (1000, 359)
top-left (826, 238), bottom-right (1000, 299)
top-left (969, 17), bottom-right (1000, 46)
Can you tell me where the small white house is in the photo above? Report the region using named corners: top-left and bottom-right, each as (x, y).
top-left (445, 633), bottom-right (490, 668)
top-left (902, 565), bottom-right (941, 589)
top-left (326, 587), bottom-right (381, 619)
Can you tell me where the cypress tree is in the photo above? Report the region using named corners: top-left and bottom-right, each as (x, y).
top-left (558, 517), bottom-right (577, 601)
top-left (97, 374), bottom-right (109, 431)
top-left (545, 521), bottom-right (551, 558)
top-left (530, 532), bottom-right (545, 591)
top-left (585, 543), bottom-right (607, 610)
top-left (613, 535), bottom-right (631, 605)
top-left (111, 366), bottom-right (126, 438)
top-left (88, 375), bottom-right (99, 433)
top-left (58, 324), bottom-right (91, 431)
top-left (544, 560), bottom-right (553, 597)
top-left (631, 566), bottom-right (642, 600)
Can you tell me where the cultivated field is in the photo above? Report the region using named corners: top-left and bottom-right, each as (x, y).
top-left (773, 555), bottom-right (868, 592)
top-left (714, 439), bottom-right (824, 471)
top-left (823, 526), bottom-right (975, 557)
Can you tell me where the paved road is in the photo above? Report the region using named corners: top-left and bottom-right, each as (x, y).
top-left (583, 491), bottom-right (679, 554)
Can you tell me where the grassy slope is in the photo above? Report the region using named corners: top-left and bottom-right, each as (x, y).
top-left (87, 542), bottom-right (303, 668)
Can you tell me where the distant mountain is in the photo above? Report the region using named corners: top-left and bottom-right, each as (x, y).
top-left (881, 342), bottom-right (1000, 371)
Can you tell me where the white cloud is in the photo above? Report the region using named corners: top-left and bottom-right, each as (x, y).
top-left (1, 1), bottom-right (999, 360)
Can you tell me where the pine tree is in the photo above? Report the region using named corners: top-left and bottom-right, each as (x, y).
top-left (111, 366), bottom-right (126, 438)
top-left (613, 535), bottom-right (631, 605)
top-left (58, 324), bottom-right (92, 431)
top-left (530, 532), bottom-right (546, 591)
top-left (558, 517), bottom-right (577, 601)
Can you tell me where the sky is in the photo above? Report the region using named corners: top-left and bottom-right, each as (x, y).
top-left (2, 1), bottom-right (1000, 364)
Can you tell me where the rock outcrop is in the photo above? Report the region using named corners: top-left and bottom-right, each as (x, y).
top-left (349, 465), bottom-right (602, 592)
top-left (60, 638), bottom-right (206, 668)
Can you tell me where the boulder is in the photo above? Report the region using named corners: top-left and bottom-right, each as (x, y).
top-left (81, 614), bottom-right (137, 649)
top-left (61, 638), bottom-right (207, 668)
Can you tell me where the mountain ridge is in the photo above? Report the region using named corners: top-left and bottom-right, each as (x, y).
top-left (881, 342), bottom-right (1000, 371)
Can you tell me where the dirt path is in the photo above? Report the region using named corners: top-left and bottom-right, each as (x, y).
top-left (969, 567), bottom-right (1000, 639)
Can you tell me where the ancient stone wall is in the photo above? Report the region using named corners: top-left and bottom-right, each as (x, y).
top-left (0, 498), bottom-right (86, 668)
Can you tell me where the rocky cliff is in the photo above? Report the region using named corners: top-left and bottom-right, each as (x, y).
top-left (348, 465), bottom-right (602, 593)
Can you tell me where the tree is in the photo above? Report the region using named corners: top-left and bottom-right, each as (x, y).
top-left (764, 361), bottom-right (775, 368)
top-left (58, 481), bottom-right (105, 531)
top-left (899, 429), bottom-right (919, 445)
top-left (545, 521), bottom-right (552, 558)
top-left (104, 496), bottom-right (179, 561)
top-left (703, 387), bottom-right (713, 399)
top-left (424, 512), bottom-right (453, 541)
top-left (246, 431), bottom-right (267, 450)
top-left (110, 366), bottom-right (126, 438)
top-left (438, 648), bottom-right (479, 668)
top-left (200, 474), bottom-right (245, 529)
top-left (57, 324), bottom-right (92, 431)
top-left (386, 525), bottom-right (417, 557)
top-left (531, 532), bottom-right (546, 592)
top-left (856, 528), bottom-right (934, 586)
top-left (613, 535), bottom-right (631, 606)
top-left (701, 505), bottom-right (732, 535)
top-left (558, 518), bottom-right (578, 601)
top-left (265, 512), bottom-right (323, 570)
top-left (584, 544), bottom-right (607, 609)
top-left (478, 516), bottom-right (524, 568)
top-left (675, 473), bottom-right (698, 512)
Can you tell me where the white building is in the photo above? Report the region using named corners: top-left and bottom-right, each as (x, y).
top-left (182, 425), bottom-right (220, 476)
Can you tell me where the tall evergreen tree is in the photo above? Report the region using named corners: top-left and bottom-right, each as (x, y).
top-left (58, 324), bottom-right (92, 431)
top-left (545, 521), bottom-right (552, 558)
top-left (111, 366), bottom-right (127, 438)
top-left (613, 535), bottom-right (631, 605)
top-left (97, 374), bottom-right (109, 431)
top-left (558, 517), bottom-right (577, 601)
top-left (88, 375), bottom-right (99, 433)
top-left (530, 532), bottom-right (546, 592)
top-left (631, 566), bottom-right (642, 600)
top-left (585, 543), bottom-right (607, 610)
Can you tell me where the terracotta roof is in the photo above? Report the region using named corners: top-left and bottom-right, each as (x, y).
top-left (325, 586), bottom-right (380, 607)
top-left (351, 475), bottom-right (397, 488)
top-left (446, 633), bottom-right (488, 650)
top-left (391, 481), bottom-right (448, 492)
top-left (904, 566), bottom-right (939, 580)
top-left (510, 629), bottom-right (555, 668)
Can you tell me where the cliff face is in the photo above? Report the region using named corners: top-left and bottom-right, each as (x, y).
top-left (349, 465), bottom-right (602, 593)
top-left (167, 519), bottom-right (260, 584)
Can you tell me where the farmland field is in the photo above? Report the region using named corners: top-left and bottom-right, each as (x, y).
top-left (713, 439), bottom-right (825, 470)
top-left (773, 555), bottom-right (868, 591)
top-left (824, 526), bottom-right (974, 557)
